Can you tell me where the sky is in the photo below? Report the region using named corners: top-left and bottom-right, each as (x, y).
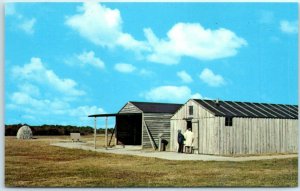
top-left (4, 2), bottom-right (298, 127)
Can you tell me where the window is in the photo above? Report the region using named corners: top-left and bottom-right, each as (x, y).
top-left (189, 106), bottom-right (193, 116)
top-left (225, 117), bottom-right (233, 126)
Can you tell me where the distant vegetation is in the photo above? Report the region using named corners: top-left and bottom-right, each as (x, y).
top-left (5, 124), bottom-right (114, 136)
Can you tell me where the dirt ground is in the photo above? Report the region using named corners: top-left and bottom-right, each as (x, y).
top-left (51, 141), bottom-right (298, 162)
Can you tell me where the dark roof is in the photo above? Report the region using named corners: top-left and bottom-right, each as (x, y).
top-left (193, 99), bottom-right (298, 119)
top-left (88, 113), bottom-right (141, 118)
top-left (130, 101), bottom-right (182, 113)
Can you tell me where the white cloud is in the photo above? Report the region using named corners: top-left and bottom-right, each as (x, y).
top-left (65, 4), bottom-right (246, 64)
top-left (6, 4), bottom-right (36, 35)
top-left (141, 85), bottom-right (202, 102)
top-left (12, 57), bottom-right (85, 96)
top-left (8, 57), bottom-right (105, 126)
top-left (69, 105), bottom-right (105, 118)
top-left (76, 51), bottom-right (105, 69)
top-left (10, 92), bottom-right (69, 114)
top-left (199, 68), bottom-right (225, 87)
top-left (114, 63), bottom-right (136, 73)
top-left (139, 69), bottom-right (153, 76)
top-left (280, 20), bottom-right (298, 34)
top-left (65, 2), bottom-right (148, 52)
top-left (5, 3), bottom-right (16, 16)
top-left (18, 18), bottom-right (36, 35)
top-left (177, 70), bottom-right (193, 83)
top-left (144, 23), bottom-right (247, 64)
top-left (10, 90), bottom-right (104, 121)
top-left (18, 83), bottom-right (40, 97)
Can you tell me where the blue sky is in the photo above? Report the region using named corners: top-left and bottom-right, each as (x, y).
top-left (5, 2), bottom-right (298, 127)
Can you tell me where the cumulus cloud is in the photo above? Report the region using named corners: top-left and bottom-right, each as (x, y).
top-left (10, 90), bottom-right (104, 120)
top-left (5, 3), bottom-right (16, 16)
top-left (12, 57), bottom-right (85, 96)
top-left (114, 63), bottom-right (136, 73)
top-left (6, 4), bottom-right (36, 35)
top-left (69, 105), bottom-right (105, 118)
top-left (8, 57), bottom-right (106, 125)
top-left (280, 20), bottom-right (298, 34)
top-left (65, 3), bottom-right (246, 64)
top-left (18, 83), bottom-right (40, 97)
top-left (139, 69), bottom-right (153, 76)
top-left (144, 23), bottom-right (247, 64)
top-left (76, 51), bottom-right (105, 69)
top-left (141, 85), bottom-right (202, 102)
top-left (18, 18), bottom-right (36, 35)
top-left (10, 92), bottom-right (69, 114)
top-left (177, 70), bottom-right (193, 83)
top-left (65, 2), bottom-right (148, 52)
top-left (199, 68), bottom-right (225, 87)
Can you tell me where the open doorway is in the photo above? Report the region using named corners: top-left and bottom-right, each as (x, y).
top-left (186, 120), bottom-right (192, 131)
top-left (116, 114), bottom-right (142, 145)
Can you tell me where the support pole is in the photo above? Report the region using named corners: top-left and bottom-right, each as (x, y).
top-left (94, 117), bottom-right (97, 149)
top-left (198, 120), bottom-right (200, 154)
top-left (105, 117), bottom-right (108, 149)
top-left (158, 137), bottom-right (161, 152)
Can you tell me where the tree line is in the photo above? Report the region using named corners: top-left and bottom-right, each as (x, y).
top-left (5, 124), bottom-right (114, 136)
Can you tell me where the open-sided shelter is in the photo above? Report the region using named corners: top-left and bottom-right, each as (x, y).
top-left (117, 101), bottom-right (182, 149)
top-left (170, 99), bottom-right (298, 155)
top-left (89, 101), bottom-right (182, 150)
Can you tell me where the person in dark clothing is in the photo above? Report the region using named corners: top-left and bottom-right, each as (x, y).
top-left (177, 130), bottom-right (185, 153)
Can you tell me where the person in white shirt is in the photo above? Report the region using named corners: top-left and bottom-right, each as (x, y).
top-left (184, 127), bottom-right (194, 154)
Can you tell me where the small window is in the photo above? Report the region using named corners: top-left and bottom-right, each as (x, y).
top-left (225, 117), bottom-right (233, 126)
top-left (189, 106), bottom-right (193, 115)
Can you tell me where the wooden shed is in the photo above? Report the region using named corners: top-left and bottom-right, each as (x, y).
top-left (116, 101), bottom-right (182, 149)
top-left (170, 99), bottom-right (298, 155)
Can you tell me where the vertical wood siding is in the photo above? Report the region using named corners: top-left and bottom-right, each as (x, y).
top-left (142, 113), bottom-right (173, 149)
top-left (171, 100), bottom-right (218, 154)
top-left (171, 99), bottom-right (298, 155)
top-left (218, 117), bottom-right (298, 155)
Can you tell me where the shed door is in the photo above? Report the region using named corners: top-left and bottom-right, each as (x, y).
top-left (116, 114), bottom-right (142, 145)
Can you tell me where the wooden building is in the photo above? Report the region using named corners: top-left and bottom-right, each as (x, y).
top-left (116, 101), bottom-right (182, 149)
top-left (170, 99), bottom-right (298, 155)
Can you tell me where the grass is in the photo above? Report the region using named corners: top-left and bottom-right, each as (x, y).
top-left (5, 136), bottom-right (298, 187)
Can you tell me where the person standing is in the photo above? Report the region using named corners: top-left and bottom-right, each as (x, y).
top-left (177, 130), bottom-right (184, 153)
top-left (184, 128), bottom-right (194, 154)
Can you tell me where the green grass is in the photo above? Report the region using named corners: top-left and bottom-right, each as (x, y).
top-left (5, 136), bottom-right (298, 187)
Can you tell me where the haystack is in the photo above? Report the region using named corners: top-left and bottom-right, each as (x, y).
top-left (16, 125), bottom-right (33, 139)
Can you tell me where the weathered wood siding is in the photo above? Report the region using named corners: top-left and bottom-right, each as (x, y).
top-left (119, 102), bottom-right (142, 113)
top-left (142, 113), bottom-right (173, 149)
top-left (219, 117), bottom-right (298, 155)
top-left (171, 99), bottom-right (218, 154)
top-left (171, 99), bottom-right (298, 155)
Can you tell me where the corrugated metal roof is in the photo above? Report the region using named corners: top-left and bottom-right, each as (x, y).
top-left (193, 99), bottom-right (298, 119)
top-left (130, 101), bottom-right (182, 113)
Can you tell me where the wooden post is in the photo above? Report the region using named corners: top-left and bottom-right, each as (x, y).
top-left (198, 120), bottom-right (200, 154)
top-left (105, 117), bottom-right (108, 149)
top-left (94, 117), bottom-right (97, 149)
top-left (158, 137), bottom-right (161, 151)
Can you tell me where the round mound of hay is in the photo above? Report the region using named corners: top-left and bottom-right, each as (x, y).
top-left (16, 125), bottom-right (33, 139)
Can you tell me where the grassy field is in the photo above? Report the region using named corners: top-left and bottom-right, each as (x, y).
top-left (5, 136), bottom-right (298, 187)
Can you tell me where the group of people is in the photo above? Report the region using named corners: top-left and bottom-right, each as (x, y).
top-left (177, 128), bottom-right (194, 154)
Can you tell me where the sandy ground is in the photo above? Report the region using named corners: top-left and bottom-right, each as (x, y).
top-left (50, 141), bottom-right (298, 161)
